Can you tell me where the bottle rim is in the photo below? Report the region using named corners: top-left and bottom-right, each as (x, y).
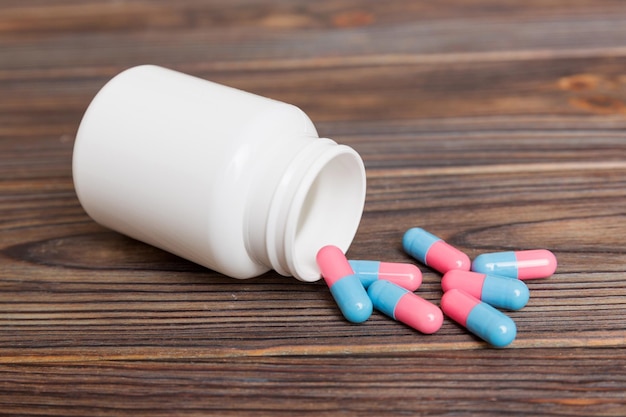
top-left (265, 139), bottom-right (366, 281)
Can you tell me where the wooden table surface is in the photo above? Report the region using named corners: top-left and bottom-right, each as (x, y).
top-left (2, 1), bottom-right (626, 415)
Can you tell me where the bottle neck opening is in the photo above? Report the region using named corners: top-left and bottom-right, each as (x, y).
top-left (273, 139), bottom-right (366, 281)
top-left (248, 138), bottom-right (366, 282)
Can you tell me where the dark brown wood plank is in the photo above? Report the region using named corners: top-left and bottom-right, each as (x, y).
top-left (0, 350), bottom-right (625, 416)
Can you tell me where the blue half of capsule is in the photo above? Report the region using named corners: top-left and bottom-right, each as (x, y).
top-left (466, 302), bottom-right (517, 348)
top-left (482, 274), bottom-right (529, 311)
top-left (402, 227), bottom-right (440, 263)
top-left (472, 251), bottom-right (518, 278)
top-left (328, 274), bottom-right (373, 324)
top-left (367, 279), bottom-right (407, 318)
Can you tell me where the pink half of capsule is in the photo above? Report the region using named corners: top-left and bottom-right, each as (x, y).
top-left (368, 280), bottom-right (443, 334)
top-left (348, 260), bottom-right (422, 291)
top-left (316, 245), bottom-right (354, 287)
top-left (426, 240), bottom-right (472, 274)
top-left (402, 227), bottom-right (471, 274)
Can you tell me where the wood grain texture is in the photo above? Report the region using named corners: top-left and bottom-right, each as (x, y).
top-left (1, 1), bottom-right (626, 415)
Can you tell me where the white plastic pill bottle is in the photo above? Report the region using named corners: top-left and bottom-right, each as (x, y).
top-left (72, 65), bottom-right (366, 282)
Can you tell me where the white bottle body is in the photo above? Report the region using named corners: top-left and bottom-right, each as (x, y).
top-left (72, 65), bottom-right (366, 281)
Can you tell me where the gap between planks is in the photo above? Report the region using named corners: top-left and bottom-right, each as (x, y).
top-left (1, 334), bottom-right (624, 364)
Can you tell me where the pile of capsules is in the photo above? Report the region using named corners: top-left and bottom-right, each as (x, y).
top-left (316, 227), bottom-right (557, 348)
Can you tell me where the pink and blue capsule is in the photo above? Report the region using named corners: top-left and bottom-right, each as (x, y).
top-left (441, 289), bottom-right (516, 348)
top-left (442, 270), bottom-right (529, 311)
top-left (402, 227), bottom-right (471, 273)
top-left (368, 280), bottom-right (443, 334)
top-left (348, 260), bottom-right (422, 291)
top-left (472, 249), bottom-right (557, 280)
top-left (316, 245), bottom-right (372, 324)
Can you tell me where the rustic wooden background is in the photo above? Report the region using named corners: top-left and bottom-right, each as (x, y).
top-left (2, 1), bottom-right (626, 415)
